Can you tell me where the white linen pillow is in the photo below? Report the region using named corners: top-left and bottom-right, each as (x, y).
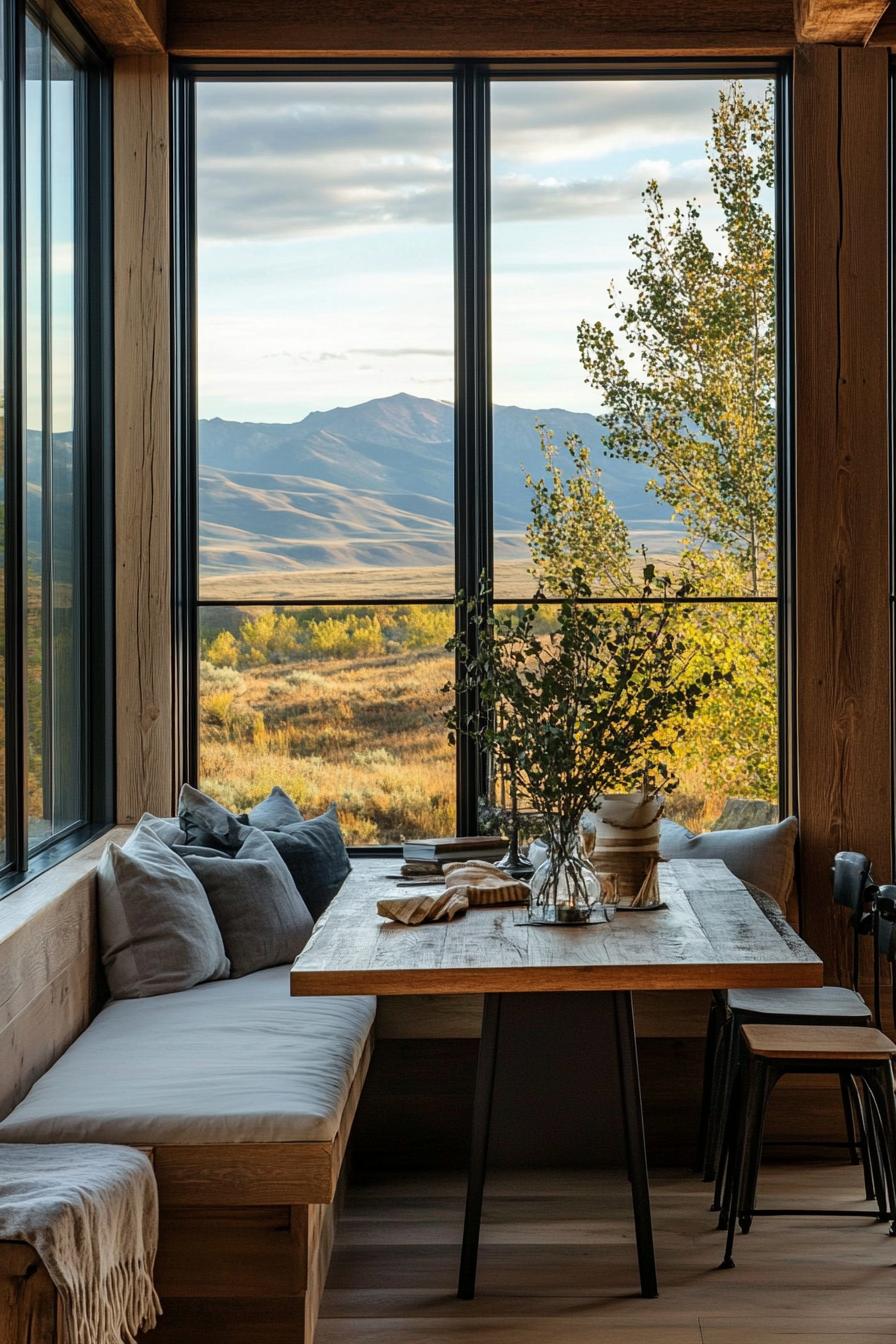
top-left (659, 814), bottom-right (798, 911)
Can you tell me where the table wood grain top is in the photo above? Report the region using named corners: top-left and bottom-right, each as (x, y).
top-left (290, 858), bottom-right (823, 997)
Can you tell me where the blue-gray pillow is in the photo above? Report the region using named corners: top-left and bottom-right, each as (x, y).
top-left (177, 783), bottom-right (250, 852)
top-left (243, 786), bottom-right (304, 832)
top-left (272, 805), bottom-right (351, 920)
top-left (177, 828), bottom-right (314, 977)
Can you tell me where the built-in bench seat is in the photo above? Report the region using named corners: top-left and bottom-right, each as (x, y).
top-left (0, 965), bottom-right (375, 1344)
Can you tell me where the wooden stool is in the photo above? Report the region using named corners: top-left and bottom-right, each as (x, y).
top-left (721, 1024), bottom-right (896, 1269)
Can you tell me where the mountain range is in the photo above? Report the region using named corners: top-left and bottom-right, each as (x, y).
top-left (197, 392), bottom-right (680, 581)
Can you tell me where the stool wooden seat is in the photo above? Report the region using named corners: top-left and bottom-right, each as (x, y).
top-left (742, 1024), bottom-right (896, 1061)
top-left (721, 1023), bottom-right (896, 1270)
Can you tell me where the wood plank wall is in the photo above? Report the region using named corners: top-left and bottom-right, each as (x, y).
top-left (0, 831), bottom-right (130, 1120)
top-left (113, 55), bottom-right (176, 824)
top-left (793, 45), bottom-right (893, 980)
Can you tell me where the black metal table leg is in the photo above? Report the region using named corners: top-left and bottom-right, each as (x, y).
top-left (457, 992), bottom-right (502, 1299)
top-left (613, 990), bottom-right (659, 1298)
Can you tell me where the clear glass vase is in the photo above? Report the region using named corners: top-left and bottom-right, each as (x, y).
top-left (529, 840), bottom-right (601, 924)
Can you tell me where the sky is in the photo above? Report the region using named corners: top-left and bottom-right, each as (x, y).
top-left (195, 77), bottom-right (774, 424)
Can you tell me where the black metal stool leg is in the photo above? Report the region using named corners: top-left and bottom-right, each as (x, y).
top-left (613, 990), bottom-right (658, 1298)
top-left (849, 1074), bottom-right (876, 1200)
top-left (458, 993), bottom-right (502, 1300)
top-left (721, 1059), bottom-right (756, 1269)
top-left (713, 1023), bottom-right (741, 1215)
top-left (840, 1073), bottom-right (862, 1166)
top-left (738, 1061), bottom-right (773, 1236)
top-left (708, 1017), bottom-right (738, 1189)
top-left (696, 996), bottom-right (724, 1174)
top-left (861, 1077), bottom-right (890, 1220)
top-left (864, 1065), bottom-right (896, 1229)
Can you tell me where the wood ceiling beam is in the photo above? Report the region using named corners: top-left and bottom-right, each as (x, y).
top-left (794, 0), bottom-right (889, 44)
top-left (69, 0), bottom-right (165, 54)
top-left (166, 0), bottom-right (796, 58)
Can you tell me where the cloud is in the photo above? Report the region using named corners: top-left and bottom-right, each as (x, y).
top-left (195, 78), bottom-right (768, 241)
top-left (259, 346), bottom-right (452, 365)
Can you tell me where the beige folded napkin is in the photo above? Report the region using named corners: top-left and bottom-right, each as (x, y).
top-left (443, 860), bottom-right (530, 905)
top-left (376, 889), bottom-right (469, 925)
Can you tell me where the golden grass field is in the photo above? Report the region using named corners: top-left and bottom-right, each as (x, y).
top-left (198, 632), bottom-right (759, 845)
top-left (199, 644), bottom-right (456, 845)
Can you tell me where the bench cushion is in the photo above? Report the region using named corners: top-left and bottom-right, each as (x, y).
top-left (0, 967), bottom-right (375, 1146)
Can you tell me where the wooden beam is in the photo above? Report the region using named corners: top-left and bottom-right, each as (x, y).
top-left (795, 0), bottom-right (889, 44)
top-left (793, 45), bottom-right (892, 983)
top-left (68, 0), bottom-right (165, 54)
top-left (167, 0), bottom-right (796, 57)
top-left (114, 56), bottom-right (176, 823)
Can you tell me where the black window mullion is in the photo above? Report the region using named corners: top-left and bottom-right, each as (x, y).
top-left (3, 0), bottom-right (25, 874)
top-left (171, 68), bottom-right (199, 793)
top-left (454, 61), bottom-right (492, 838)
top-left (39, 18), bottom-right (53, 841)
top-left (78, 57), bottom-right (114, 828)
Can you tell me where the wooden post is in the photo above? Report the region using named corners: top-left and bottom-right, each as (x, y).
top-left (113, 55), bottom-right (175, 823)
top-left (793, 44), bottom-right (892, 980)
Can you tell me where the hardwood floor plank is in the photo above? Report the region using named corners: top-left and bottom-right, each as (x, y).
top-left (320, 1166), bottom-right (896, 1342)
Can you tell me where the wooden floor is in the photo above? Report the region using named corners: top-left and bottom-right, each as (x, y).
top-left (318, 1164), bottom-right (896, 1343)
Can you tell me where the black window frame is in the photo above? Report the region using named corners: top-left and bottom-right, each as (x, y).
top-left (172, 56), bottom-right (795, 856)
top-left (0, 0), bottom-right (114, 893)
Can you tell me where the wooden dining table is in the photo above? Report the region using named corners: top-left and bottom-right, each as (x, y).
top-left (290, 856), bottom-right (822, 1300)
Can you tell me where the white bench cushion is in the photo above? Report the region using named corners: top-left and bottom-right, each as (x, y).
top-left (0, 967), bottom-right (374, 1146)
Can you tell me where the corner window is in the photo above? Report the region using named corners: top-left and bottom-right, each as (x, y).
top-left (1, 2), bottom-right (112, 885)
top-left (175, 62), bottom-right (790, 847)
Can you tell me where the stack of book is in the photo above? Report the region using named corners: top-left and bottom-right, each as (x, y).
top-left (400, 836), bottom-right (508, 878)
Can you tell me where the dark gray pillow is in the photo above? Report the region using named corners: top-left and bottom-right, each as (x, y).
top-left (178, 828), bottom-right (314, 976)
top-left (273, 804), bottom-right (351, 920)
top-left (177, 783), bottom-right (249, 852)
top-left (244, 786), bottom-right (304, 831)
top-left (97, 821), bottom-right (230, 999)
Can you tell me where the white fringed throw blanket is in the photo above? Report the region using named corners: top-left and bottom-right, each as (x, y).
top-left (0, 1144), bottom-right (161, 1344)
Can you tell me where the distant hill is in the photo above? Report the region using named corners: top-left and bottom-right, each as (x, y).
top-left (197, 392), bottom-right (681, 580)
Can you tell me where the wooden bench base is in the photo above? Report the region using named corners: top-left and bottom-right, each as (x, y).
top-left (150, 1193), bottom-right (340, 1343)
top-left (1, 1195), bottom-right (340, 1344)
top-left (0, 1243), bottom-right (58, 1344)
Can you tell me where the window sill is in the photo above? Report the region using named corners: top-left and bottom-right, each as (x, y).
top-left (0, 823), bottom-right (128, 911)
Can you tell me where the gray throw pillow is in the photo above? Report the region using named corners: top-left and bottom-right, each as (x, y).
top-left (97, 822), bottom-right (230, 999)
top-left (137, 811), bottom-right (184, 847)
top-left (178, 828), bottom-right (314, 976)
top-left (273, 804), bottom-right (351, 921)
top-left (659, 814), bottom-right (798, 911)
top-left (177, 783), bottom-right (250, 852)
top-left (243, 786), bottom-right (304, 831)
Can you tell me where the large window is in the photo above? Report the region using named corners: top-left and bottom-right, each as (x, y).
top-left (0, 2), bottom-right (112, 885)
top-left (179, 63), bottom-right (789, 846)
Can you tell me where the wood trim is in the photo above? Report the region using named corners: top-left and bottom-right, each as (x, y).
top-left (794, 0), bottom-right (889, 44)
top-left (68, 0), bottom-right (165, 54)
top-left (793, 45), bottom-right (892, 982)
top-left (113, 55), bottom-right (175, 825)
top-left (153, 1030), bottom-right (373, 1206)
top-left (375, 989), bottom-right (714, 1040)
top-left (166, 0), bottom-right (796, 57)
